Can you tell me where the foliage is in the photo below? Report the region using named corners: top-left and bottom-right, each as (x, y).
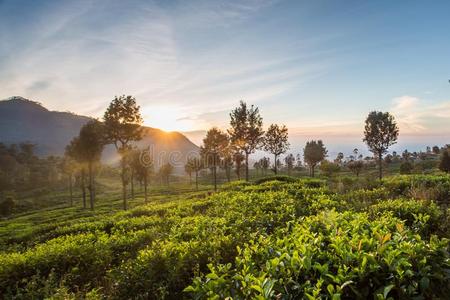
top-left (1, 175), bottom-right (449, 299)
top-left (228, 101), bottom-right (264, 181)
top-left (363, 111), bottom-right (399, 179)
top-left (263, 124), bottom-right (289, 174)
top-left (103, 95), bottom-right (143, 210)
top-left (187, 211), bottom-right (450, 299)
top-left (303, 140), bottom-right (327, 177)
top-left (439, 150), bottom-right (450, 173)
top-left (319, 160), bottom-right (341, 177)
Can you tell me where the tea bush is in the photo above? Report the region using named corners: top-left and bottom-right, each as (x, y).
top-left (187, 211), bottom-right (450, 299)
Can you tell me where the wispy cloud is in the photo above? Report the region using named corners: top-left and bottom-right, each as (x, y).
top-left (390, 95), bottom-right (450, 134)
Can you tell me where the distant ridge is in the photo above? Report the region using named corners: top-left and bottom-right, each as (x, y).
top-left (0, 96), bottom-right (199, 171)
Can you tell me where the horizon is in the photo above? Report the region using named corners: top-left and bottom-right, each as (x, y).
top-left (1, 0), bottom-right (449, 156)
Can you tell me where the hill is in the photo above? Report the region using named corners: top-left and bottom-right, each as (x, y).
top-left (0, 96), bottom-right (199, 171)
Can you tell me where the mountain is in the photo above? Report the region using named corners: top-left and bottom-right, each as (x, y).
top-left (0, 96), bottom-right (199, 172)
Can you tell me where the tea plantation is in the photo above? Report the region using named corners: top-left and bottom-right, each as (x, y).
top-left (0, 175), bottom-right (449, 299)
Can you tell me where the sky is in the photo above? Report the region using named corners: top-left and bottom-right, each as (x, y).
top-left (0, 0), bottom-right (449, 156)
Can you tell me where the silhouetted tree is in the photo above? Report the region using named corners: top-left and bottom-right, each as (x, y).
top-left (104, 95), bottom-right (143, 210)
top-left (159, 163), bottom-right (173, 186)
top-left (201, 128), bottom-right (229, 191)
top-left (303, 140), bottom-right (327, 177)
top-left (233, 151), bottom-right (245, 180)
top-left (263, 124), bottom-right (289, 174)
top-left (432, 145), bottom-right (440, 155)
top-left (319, 160), bottom-right (340, 177)
top-left (78, 120), bottom-right (105, 210)
top-left (65, 137), bottom-right (87, 208)
top-left (258, 157), bottom-right (270, 175)
top-left (284, 153), bottom-right (295, 175)
top-left (228, 101), bottom-right (264, 181)
top-left (335, 152), bottom-right (344, 164)
top-left (439, 150), bottom-right (450, 173)
top-left (128, 148), bottom-right (143, 200)
top-left (400, 161), bottom-right (413, 174)
top-left (133, 147), bottom-right (153, 203)
top-left (61, 156), bottom-right (77, 206)
top-left (363, 111), bottom-right (399, 180)
top-left (347, 160), bottom-right (364, 177)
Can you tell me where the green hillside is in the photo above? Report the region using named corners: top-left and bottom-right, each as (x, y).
top-left (1, 174), bottom-right (449, 299)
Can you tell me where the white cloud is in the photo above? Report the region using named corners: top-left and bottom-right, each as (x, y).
top-left (390, 95), bottom-right (450, 134)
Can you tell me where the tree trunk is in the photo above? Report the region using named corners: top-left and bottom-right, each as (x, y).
top-left (81, 169), bottom-right (86, 209)
top-left (69, 174), bottom-right (73, 207)
top-left (274, 154), bottom-right (278, 174)
top-left (130, 170), bottom-right (135, 200)
top-left (195, 170), bottom-right (199, 190)
top-left (144, 173), bottom-right (148, 203)
top-left (121, 158), bottom-right (128, 210)
top-left (245, 152), bottom-right (249, 181)
top-left (88, 161), bottom-right (94, 210)
top-left (213, 155), bottom-right (217, 191)
top-left (311, 165), bottom-right (315, 177)
top-left (378, 152), bottom-right (383, 180)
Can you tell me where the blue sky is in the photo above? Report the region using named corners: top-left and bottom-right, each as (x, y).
top-left (0, 0), bottom-right (449, 154)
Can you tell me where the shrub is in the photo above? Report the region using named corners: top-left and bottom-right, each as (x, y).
top-left (187, 211), bottom-right (450, 299)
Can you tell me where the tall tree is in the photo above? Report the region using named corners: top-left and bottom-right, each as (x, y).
top-left (192, 157), bottom-right (204, 190)
top-left (158, 163), bottom-right (173, 186)
top-left (263, 124), bottom-right (289, 174)
top-left (134, 147), bottom-right (153, 203)
top-left (201, 128), bottom-right (229, 191)
top-left (233, 151), bottom-right (245, 180)
top-left (78, 120), bottom-right (105, 210)
top-left (61, 156), bottom-right (77, 206)
top-left (260, 157), bottom-right (270, 175)
top-left (363, 111), bottom-right (399, 180)
top-left (228, 101), bottom-right (264, 181)
top-left (303, 140), bottom-right (327, 177)
top-left (439, 150), bottom-right (450, 173)
top-left (128, 148), bottom-right (143, 200)
top-left (284, 153), bottom-right (295, 175)
top-left (65, 137), bottom-right (87, 208)
top-left (184, 159), bottom-right (194, 185)
top-left (104, 95), bottom-right (143, 210)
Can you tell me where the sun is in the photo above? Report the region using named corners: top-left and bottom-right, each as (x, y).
top-left (141, 105), bottom-right (195, 132)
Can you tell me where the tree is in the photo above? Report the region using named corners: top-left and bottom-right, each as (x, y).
top-left (201, 128), bottom-right (229, 191)
top-left (61, 156), bottom-right (77, 206)
top-left (128, 148), bottom-right (143, 200)
top-left (133, 147), bottom-right (153, 203)
top-left (295, 154), bottom-right (303, 170)
top-left (400, 161), bottom-right (413, 174)
top-left (284, 153), bottom-right (295, 175)
top-left (233, 151), bottom-right (245, 180)
top-left (220, 143), bottom-right (234, 183)
top-left (104, 95), bottom-right (143, 210)
top-left (228, 101), bottom-right (264, 181)
top-left (432, 145), bottom-right (440, 155)
top-left (319, 160), bottom-right (340, 177)
top-left (192, 158), bottom-right (204, 190)
top-left (347, 160), bottom-right (364, 177)
top-left (158, 163), bottom-right (173, 186)
top-left (363, 111), bottom-right (399, 180)
top-left (259, 157), bottom-right (270, 175)
top-left (334, 152), bottom-right (344, 164)
top-left (263, 124), bottom-right (289, 174)
top-left (303, 140), bottom-right (327, 177)
top-left (185, 160), bottom-right (194, 185)
top-left (439, 150), bottom-right (450, 173)
top-left (65, 137), bottom-right (87, 208)
top-left (77, 120), bottom-right (105, 210)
